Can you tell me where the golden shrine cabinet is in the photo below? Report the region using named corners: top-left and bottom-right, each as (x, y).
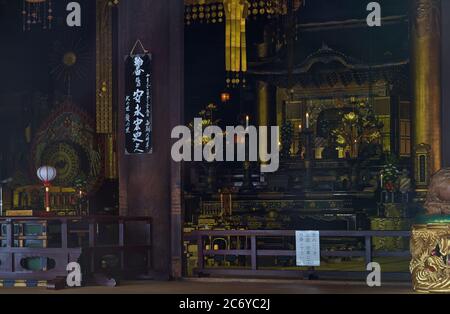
top-left (9, 185), bottom-right (79, 216)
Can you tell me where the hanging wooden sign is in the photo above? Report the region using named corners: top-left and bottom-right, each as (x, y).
top-left (124, 53), bottom-right (153, 155)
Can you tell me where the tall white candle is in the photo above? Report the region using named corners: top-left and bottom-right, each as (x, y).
top-left (246, 115), bottom-right (249, 129)
top-left (306, 113), bottom-right (310, 129)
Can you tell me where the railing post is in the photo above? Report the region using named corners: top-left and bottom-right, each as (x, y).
top-left (88, 219), bottom-right (96, 273)
top-left (88, 220), bottom-right (96, 247)
top-left (6, 219), bottom-right (13, 272)
top-left (251, 236), bottom-right (257, 271)
top-left (119, 220), bottom-right (125, 246)
top-left (197, 234), bottom-right (204, 271)
top-left (365, 236), bottom-right (372, 266)
top-left (61, 219), bottom-right (68, 250)
top-left (119, 219), bottom-right (125, 271)
top-left (6, 219), bottom-right (13, 248)
top-left (146, 219), bottom-right (152, 271)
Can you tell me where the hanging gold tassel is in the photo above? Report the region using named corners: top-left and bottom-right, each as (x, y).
top-left (224, 0), bottom-right (248, 87)
top-left (225, 2), bottom-right (231, 75)
top-left (241, 6), bottom-right (247, 73)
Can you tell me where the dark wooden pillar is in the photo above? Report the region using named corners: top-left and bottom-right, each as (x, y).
top-left (117, 0), bottom-right (184, 279)
top-left (169, 0), bottom-right (185, 279)
top-left (442, 0), bottom-right (450, 167)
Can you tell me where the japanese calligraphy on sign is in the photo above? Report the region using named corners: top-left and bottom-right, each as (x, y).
top-left (125, 53), bottom-right (153, 155)
top-left (295, 231), bottom-right (321, 267)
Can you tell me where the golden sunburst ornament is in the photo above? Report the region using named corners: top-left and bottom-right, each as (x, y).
top-left (50, 39), bottom-right (91, 96)
top-left (63, 52), bottom-right (78, 67)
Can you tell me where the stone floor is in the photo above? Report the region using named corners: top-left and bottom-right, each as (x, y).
top-left (0, 278), bottom-right (414, 294)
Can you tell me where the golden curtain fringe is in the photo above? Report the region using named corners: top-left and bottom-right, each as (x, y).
top-left (224, 0), bottom-right (247, 87)
top-left (185, 0), bottom-right (303, 22)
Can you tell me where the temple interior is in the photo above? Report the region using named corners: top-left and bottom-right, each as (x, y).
top-left (0, 0), bottom-right (449, 293)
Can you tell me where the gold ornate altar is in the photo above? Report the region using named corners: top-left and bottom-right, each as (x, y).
top-left (410, 223), bottom-right (450, 293)
top-left (410, 169), bottom-right (450, 293)
top-left (8, 185), bottom-right (81, 216)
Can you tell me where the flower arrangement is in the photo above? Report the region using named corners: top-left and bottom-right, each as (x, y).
top-left (189, 103), bottom-right (222, 145)
top-left (74, 174), bottom-right (87, 191)
top-left (380, 155), bottom-right (401, 192)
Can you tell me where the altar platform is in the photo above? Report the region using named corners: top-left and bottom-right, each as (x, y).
top-left (0, 278), bottom-right (413, 294)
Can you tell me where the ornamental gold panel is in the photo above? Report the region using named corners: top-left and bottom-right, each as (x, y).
top-left (410, 224), bottom-right (450, 293)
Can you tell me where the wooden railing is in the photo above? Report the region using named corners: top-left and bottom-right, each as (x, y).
top-left (0, 216), bottom-right (152, 282)
top-left (186, 230), bottom-right (411, 281)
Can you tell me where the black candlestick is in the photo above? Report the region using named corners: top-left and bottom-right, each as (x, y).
top-left (240, 161), bottom-right (254, 193)
top-left (302, 128), bottom-right (314, 191)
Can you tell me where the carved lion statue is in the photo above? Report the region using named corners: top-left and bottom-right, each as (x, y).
top-left (425, 168), bottom-right (450, 215)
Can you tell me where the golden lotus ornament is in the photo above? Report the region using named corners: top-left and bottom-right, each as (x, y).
top-left (344, 112), bottom-right (357, 122)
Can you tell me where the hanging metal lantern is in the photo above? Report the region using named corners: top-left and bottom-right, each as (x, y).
top-left (22, 0), bottom-right (54, 31)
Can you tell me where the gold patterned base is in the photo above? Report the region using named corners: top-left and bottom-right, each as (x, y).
top-left (410, 223), bottom-right (450, 293)
top-left (5, 210), bottom-right (36, 217)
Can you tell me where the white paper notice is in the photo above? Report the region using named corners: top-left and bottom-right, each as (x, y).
top-left (296, 231), bottom-right (321, 267)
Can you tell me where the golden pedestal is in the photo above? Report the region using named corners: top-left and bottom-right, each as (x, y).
top-left (5, 210), bottom-right (37, 217)
top-left (410, 222), bottom-right (450, 293)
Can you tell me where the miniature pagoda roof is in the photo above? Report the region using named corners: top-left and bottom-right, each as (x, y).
top-left (249, 12), bottom-right (410, 90)
top-left (249, 43), bottom-right (409, 75)
top-left (249, 42), bottom-right (409, 91)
